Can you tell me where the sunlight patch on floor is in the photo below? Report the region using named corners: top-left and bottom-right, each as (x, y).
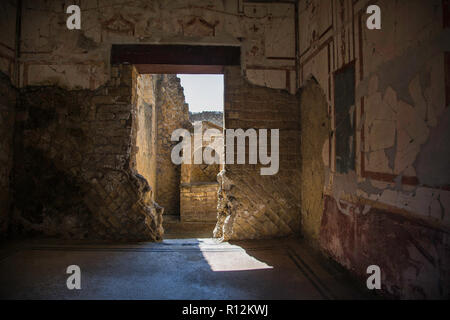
top-left (198, 240), bottom-right (274, 272)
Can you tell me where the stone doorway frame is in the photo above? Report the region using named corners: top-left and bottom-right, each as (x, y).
top-left (113, 44), bottom-right (240, 237)
top-left (111, 44), bottom-right (240, 74)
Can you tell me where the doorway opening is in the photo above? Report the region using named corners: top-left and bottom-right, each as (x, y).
top-left (166, 73), bottom-right (225, 239)
top-left (133, 71), bottom-right (224, 239)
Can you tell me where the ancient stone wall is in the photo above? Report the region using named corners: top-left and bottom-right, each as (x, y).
top-left (297, 0), bottom-right (450, 298)
top-left (0, 73), bottom-right (16, 235)
top-left (11, 65), bottom-right (163, 240)
top-left (214, 66), bottom-right (301, 240)
top-left (155, 75), bottom-right (190, 216)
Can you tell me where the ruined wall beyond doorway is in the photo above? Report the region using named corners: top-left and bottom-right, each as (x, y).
top-left (214, 67), bottom-right (302, 240)
top-left (11, 65), bottom-right (163, 240)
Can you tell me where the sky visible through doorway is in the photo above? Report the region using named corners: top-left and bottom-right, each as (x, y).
top-left (177, 74), bottom-right (224, 113)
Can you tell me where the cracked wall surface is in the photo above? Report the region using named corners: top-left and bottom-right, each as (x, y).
top-left (298, 0), bottom-right (450, 298)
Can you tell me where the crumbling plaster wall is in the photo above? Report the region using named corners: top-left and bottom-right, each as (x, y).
top-left (298, 0), bottom-right (450, 298)
top-left (132, 69), bottom-right (157, 199)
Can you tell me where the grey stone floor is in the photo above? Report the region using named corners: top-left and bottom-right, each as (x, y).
top-left (0, 237), bottom-right (369, 300)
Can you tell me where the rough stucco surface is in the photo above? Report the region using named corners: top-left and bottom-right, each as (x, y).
top-left (0, 73), bottom-right (16, 235)
top-left (299, 80), bottom-right (330, 241)
top-left (214, 67), bottom-right (302, 240)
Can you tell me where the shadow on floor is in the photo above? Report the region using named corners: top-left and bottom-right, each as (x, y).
top-left (0, 237), bottom-right (375, 300)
